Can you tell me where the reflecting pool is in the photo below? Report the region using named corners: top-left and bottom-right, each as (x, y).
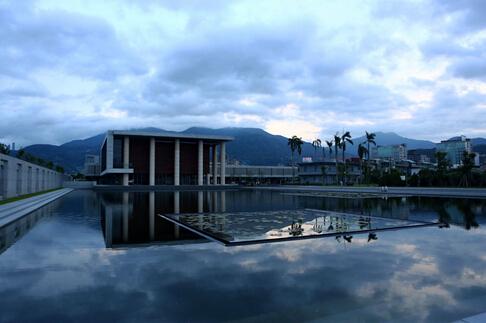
top-left (1, 189), bottom-right (486, 322)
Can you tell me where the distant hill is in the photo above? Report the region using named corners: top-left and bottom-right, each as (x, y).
top-left (21, 127), bottom-right (486, 173)
top-left (347, 132), bottom-right (435, 155)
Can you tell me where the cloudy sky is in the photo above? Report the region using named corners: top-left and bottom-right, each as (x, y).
top-left (1, 0), bottom-right (486, 146)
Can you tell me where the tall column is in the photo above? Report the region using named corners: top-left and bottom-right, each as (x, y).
top-left (174, 139), bottom-right (180, 186)
top-left (174, 191), bottom-right (180, 239)
top-left (122, 192), bottom-right (129, 242)
top-left (220, 142), bottom-right (226, 185)
top-left (212, 145), bottom-right (218, 185)
top-left (106, 132), bottom-right (114, 170)
top-left (198, 140), bottom-right (204, 186)
top-left (149, 138), bottom-right (155, 186)
top-left (123, 136), bottom-right (130, 186)
top-left (149, 191), bottom-right (155, 241)
top-left (198, 191), bottom-right (204, 213)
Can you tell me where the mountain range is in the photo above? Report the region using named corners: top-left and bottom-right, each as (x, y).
top-left (19, 127), bottom-right (486, 173)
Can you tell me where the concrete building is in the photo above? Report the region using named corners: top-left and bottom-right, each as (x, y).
top-left (84, 154), bottom-right (100, 178)
top-left (371, 144), bottom-right (407, 162)
top-left (436, 135), bottom-right (472, 166)
top-left (225, 165), bottom-right (297, 184)
top-left (298, 161), bottom-right (361, 185)
top-left (407, 148), bottom-right (436, 164)
top-left (0, 153), bottom-right (65, 200)
top-left (99, 130), bottom-right (233, 186)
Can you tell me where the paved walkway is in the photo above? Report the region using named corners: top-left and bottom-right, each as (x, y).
top-left (0, 188), bottom-right (73, 227)
top-left (249, 185), bottom-right (486, 198)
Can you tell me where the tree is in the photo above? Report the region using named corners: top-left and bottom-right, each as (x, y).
top-left (55, 165), bottom-right (65, 174)
top-left (312, 138), bottom-right (321, 160)
top-left (46, 161), bottom-right (54, 169)
top-left (435, 151), bottom-right (449, 185)
top-left (357, 144), bottom-right (368, 184)
top-left (459, 151), bottom-right (476, 187)
top-left (0, 143), bottom-right (11, 155)
top-left (333, 134), bottom-right (341, 184)
top-left (362, 131), bottom-right (376, 184)
top-left (325, 140), bottom-right (333, 161)
top-left (340, 131), bottom-right (353, 185)
top-left (288, 135), bottom-right (304, 183)
top-left (16, 149), bottom-right (26, 159)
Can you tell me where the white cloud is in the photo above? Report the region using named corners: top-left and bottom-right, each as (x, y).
top-left (0, 0), bottom-right (485, 145)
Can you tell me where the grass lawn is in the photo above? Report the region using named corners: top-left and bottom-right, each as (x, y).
top-left (0, 187), bottom-right (62, 206)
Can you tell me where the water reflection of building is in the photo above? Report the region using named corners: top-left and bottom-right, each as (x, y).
top-left (0, 202), bottom-right (56, 254)
top-left (100, 191), bottom-right (227, 248)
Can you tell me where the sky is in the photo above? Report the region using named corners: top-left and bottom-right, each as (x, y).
top-left (1, 0), bottom-right (486, 146)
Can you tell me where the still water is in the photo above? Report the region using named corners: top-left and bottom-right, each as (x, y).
top-left (1, 189), bottom-right (486, 322)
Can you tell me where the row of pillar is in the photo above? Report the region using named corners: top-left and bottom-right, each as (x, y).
top-left (121, 136), bottom-right (226, 186)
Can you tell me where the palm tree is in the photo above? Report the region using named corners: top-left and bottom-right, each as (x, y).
top-left (357, 144), bottom-right (368, 184)
top-left (325, 140), bottom-right (333, 161)
top-left (362, 131), bottom-right (376, 184)
top-left (312, 139), bottom-right (321, 161)
top-left (333, 133), bottom-right (341, 184)
top-left (363, 131), bottom-right (376, 161)
top-left (340, 131), bottom-right (353, 185)
top-left (459, 151), bottom-right (476, 187)
top-left (288, 135), bottom-right (304, 183)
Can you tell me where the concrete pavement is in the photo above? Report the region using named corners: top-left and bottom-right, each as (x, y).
top-left (0, 188), bottom-right (73, 227)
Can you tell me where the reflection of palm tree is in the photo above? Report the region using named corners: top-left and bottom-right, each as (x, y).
top-left (368, 233), bottom-right (377, 242)
top-left (457, 200), bottom-right (479, 230)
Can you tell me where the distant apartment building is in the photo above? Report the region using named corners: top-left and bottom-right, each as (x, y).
top-left (436, 136), bottom-right (472, 166)
top-left (371, 144), bottom-right (407, 162)
top-left (84, 154), bottom-right (100, 177)
top-left (407, 148), bottom-right (436, 164)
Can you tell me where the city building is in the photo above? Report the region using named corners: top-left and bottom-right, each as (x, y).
top-left (436, 136), bottom-right (472, 166)
top-left (407, 148), bottom-right (436, 164)
top-left (371, 144), bottom-right (407, 162)
top-left (84, 154), bottom-right (100, 178)
top-left (298, 160), bottom-right (361, 185)
top-left (99, 130), bottom-right (233, 186)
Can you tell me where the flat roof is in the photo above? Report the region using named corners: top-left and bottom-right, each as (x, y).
top-left (109, 130), bottom-right (233, 142)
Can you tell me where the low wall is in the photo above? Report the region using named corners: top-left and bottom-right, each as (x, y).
top-left (63, 181), bottom-right (96, 189)
top-left (0, 153), bottom-right (67, 200)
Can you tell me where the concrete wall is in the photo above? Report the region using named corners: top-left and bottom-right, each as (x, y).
top-left (0, 153), bottom-right (66, 200)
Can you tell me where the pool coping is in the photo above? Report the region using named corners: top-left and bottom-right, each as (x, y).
top-left (159, 209), bottom-right (441, 247)
top-left (0, 188), bottom-right (74, 228)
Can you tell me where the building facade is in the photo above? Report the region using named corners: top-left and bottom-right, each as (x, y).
top-left (0, 153), bottom-right (65, 200)
top-left (436, 136), bottom-right (472, 166)
top-left (225, 165), bottom-right (297, 184)
top-left (84, 154), bottom-right (100, 178)
top-left (298, 161), bottom-right (361, 185)
top-left (407, 148), bottom-right (436, 164)
top-left (371, 144), bottom-right (407, 162)
top-left (99, 130), bottom-right (233, 186)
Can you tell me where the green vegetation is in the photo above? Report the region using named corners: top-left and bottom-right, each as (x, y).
top-left (0, 188), bottom-right (62, 206)
top-left (0, 143), bottom-right (65, 174)
top-left (0, 143), bottom-right (10, 155)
